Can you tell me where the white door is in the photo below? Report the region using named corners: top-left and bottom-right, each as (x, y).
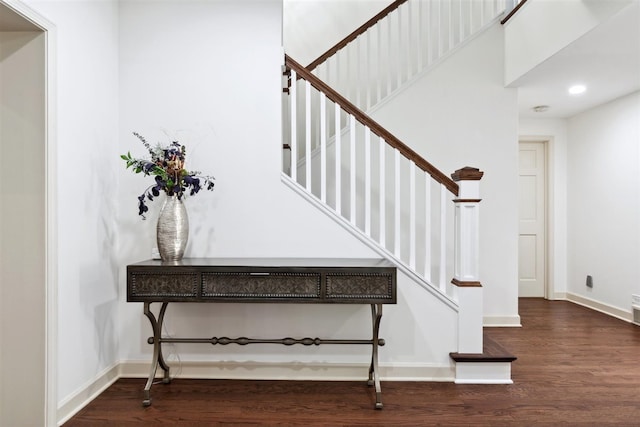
top-left (518, 141), bottom-right (546, 297)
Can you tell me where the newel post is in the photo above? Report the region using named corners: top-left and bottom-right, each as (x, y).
top-left (451, 167), bottom-right (484, 354)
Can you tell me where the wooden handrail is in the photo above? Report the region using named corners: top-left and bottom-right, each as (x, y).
top-left (501, 0), bottom-right (528, 25)
top-left (306, 0), bottom-right (409, 72)
top-left (286, 55), bottom-right (459, 196)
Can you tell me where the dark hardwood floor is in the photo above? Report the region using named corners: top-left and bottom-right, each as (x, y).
top-left (65, 299), bottom-right (640, 426)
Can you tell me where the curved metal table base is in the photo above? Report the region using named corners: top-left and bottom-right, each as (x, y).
top-left (141, 302), bottom-right (386, 409)
top-left (142, 302), bottom-right (171, 406)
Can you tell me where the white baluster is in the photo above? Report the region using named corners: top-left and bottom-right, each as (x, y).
top-left (305, 81), bottom-right (311, 192)
top-left (460, 0), bottom-right (465, 42)
top-left (364, 128), bottom-right (371, 236)
top-left (439, 183), bottom-right (447, 292)
top-left (355, 37), bottom-right (361, 108)
top-left (335, 103), bottom-right (341, 215)
top-left (417, 0), bottom-right (423, 72)
top-left (376, 23), bottom-right (382, 104)
top-left (437, 0), bottom-right (443, 58)
top-left (409, 161), bottom-right (416, 269)
top-left (335, 52), bottom-right (341, 99)
top-left (426, 0), bottom-right (433, 65)
top-left (386, 17), bottom-right (392, 96)
top-left (350, 114), bottom-right (356, 225)
top-left (394, 149), bottom-right (401, 257)
top-left (320, 93), bottom-right (327, 203)
top-left (345, 47), bottom-right (351, 103)
top-left (396, 9), bottom-right (402, 88)
top-left (290, 70), bottom-right (297, 182)
top-left (364, 31), bottom-right (371, 110)
top-left (379, 137), bottom-right (386, 248)
top-left (326, 56), bottom-right (331, 90)
top-left (448, 0), bottom-right (453, 51)
top-left (424, 174), bottom-right (432, 282)
top-left (406, 2), bottom-right (413, 80)
top-left (470, 0), bottom-right (475, 35)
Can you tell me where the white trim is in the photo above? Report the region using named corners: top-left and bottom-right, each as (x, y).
top-left (483, 315), bottom-right (522, 327)
top-left (455, 378), bottom-right (513, 384)
top-left (454, 362), bottom-right (513, 384)
top-left (565, 292), bottom-right (633, 323)
top-left (45, 23), bottom-right (58, 427)
top-left (0, 2), bottom-right (57, 426)
top-left (56, 364), bottom-right (120, 426)
top-left (281, 172), bottom-right (459, 311)
top-left (119, 360), bottom-right (454, 382)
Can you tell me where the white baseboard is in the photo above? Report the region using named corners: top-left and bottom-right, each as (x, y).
top-left (56, 363), bottom-right (120, 426)
top-left (565, 292), bottom-right (633, 323)
top-left (57, 360), bottom-right (454, 423)
top-left (119, 359), bottom-right (454, 382)
top-left (483, 315), bottom-right (522, 327)
top-left (454, 362), bottom-right (513, 384)
top-left (551, 292), bottom-right (567, 300)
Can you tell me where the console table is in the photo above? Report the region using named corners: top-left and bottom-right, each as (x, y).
top-left (127, 258), bottom-right (397, 409)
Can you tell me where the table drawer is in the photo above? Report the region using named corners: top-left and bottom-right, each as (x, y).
top-left (129, 272), bottom-right (199, 298)
top-left (326, 273), bottom-right (394, 300)
top-left (202, 272), bottom-right (321, 299)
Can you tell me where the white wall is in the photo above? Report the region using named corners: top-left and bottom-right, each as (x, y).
top-left (566, 91), bottom-right (640, 313)
top-left (116, 0), bottom-right (459, 376)
top-left (519, 117), bottom-right (568, 299)
top-left (23, 0), bottom-right (121, 410)
top-left (0, 29), bottom-right (46, 427)
top-left (370, 24), bottom-right (521, 326)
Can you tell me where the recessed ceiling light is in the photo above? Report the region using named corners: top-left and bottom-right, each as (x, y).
top-left (568, 84), bottom-right (586, 95)
top-left (532, 105), bottom-right (549, 113)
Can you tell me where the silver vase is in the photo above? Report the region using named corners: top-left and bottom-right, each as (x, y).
top-left (156, 194), bottom-right (189, 261)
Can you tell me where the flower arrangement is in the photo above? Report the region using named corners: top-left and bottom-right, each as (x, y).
top-left (121, 132), bottom-right (215, 218)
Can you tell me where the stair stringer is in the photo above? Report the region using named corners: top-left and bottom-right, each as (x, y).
top-left (281, 171), bottom-right (458, 312)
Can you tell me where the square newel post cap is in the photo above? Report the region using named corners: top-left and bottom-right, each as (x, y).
top-left (451, 167), bottom-right (484, 182)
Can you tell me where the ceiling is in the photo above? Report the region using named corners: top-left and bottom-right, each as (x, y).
top-left (515, 1), bottom-right (640, 119)
top-left (0, 3), bottom-right (41, 32)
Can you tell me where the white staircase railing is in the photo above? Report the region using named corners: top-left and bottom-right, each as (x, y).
top-left (306, 0), bottom-right (509, 112)
top-left (283, 55), bottom-right (484, 353)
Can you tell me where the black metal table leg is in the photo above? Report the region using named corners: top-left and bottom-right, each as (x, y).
top-left (368, 303), bottom-right (384, 409)
top-left (142, 302), bottom-right (170, 406)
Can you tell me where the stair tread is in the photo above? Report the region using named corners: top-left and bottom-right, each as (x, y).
top-left (449, 332), bottom-right (517, 363)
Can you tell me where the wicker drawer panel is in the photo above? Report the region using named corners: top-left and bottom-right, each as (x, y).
top-left (202, 272), bottom-right (321, 298)
top-left (130, 272), bottom-right (199, 297)
top-left (326, 273), bottom-right (394, 299)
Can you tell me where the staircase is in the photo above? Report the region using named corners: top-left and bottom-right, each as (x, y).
top-left (306, 0), bottom-right (512, 113)
top-left (282, 0), bottom-right (516, 383)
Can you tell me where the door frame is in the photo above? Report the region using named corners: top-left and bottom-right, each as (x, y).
top-left (1, 1), bottom-right (57, 425)
top-left (519, 136), bottom-right (553, 300)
